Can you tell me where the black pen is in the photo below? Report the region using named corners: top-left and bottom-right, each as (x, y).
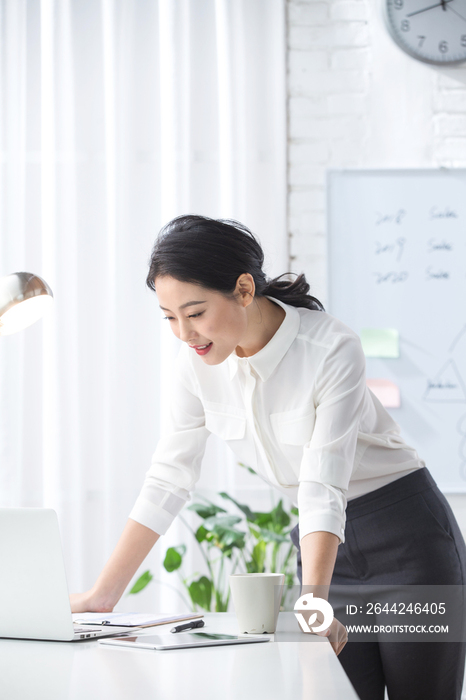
top-left (170, 619), bottom-right (205, 633)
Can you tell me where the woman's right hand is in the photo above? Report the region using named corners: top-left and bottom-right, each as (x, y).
top-left (69, 519), bottom-right (160, 615)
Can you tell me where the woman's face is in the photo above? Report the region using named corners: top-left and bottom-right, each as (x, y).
top-left (155, 275), bottom-right (251, 365)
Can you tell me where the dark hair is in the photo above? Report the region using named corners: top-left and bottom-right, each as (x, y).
top-left (146, 215), bottom-right (325, 312)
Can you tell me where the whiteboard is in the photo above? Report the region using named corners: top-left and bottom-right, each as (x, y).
top-left (327, 169), bottom-right (466, 492)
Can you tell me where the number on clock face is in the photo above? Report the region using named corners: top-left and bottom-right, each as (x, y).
top-left (384, 0), bottom-right (466, 65)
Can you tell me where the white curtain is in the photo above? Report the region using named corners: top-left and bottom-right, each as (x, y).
top-left (0, 0), bottom-right (286, 610)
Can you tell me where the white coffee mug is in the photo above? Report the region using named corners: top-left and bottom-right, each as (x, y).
top-left (229, 573), bottom-right (285, 634)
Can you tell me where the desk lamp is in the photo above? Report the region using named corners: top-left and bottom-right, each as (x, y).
top-left (0, 272), bottom-right (54, 336)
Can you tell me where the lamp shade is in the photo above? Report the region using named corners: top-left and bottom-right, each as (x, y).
top-left (0, 272), bottom-right (54, 336)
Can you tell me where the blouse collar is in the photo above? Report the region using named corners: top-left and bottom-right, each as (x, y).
top-left (227, 296), bottom-right (301, 382)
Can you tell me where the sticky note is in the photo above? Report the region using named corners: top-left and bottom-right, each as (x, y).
top-left (366, 379), bottom-right (401, 408)
top-left (360, 328), bottom-right (399, 358)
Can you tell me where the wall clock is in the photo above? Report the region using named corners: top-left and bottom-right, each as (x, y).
top-left (383, 0), bottom-right (466, 65)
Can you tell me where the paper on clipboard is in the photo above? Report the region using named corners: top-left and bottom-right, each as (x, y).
top-left (73, 612), bottom-right (203, 628)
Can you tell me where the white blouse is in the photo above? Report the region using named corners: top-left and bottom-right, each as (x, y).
top-left (129, 296), bottom-right (424, 544)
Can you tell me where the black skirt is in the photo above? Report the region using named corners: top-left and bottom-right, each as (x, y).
top-left (290, 468), bottom-right (466, 700)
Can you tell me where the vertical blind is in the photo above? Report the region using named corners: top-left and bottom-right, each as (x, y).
top-left (0, 0), bottom-right (286, 608)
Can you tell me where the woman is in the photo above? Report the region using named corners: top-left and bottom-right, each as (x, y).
top-left (71, 215), bottom-right (466, 699)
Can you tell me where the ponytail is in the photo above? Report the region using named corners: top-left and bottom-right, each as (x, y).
top-left (263, 273), bottom-right (325, 311)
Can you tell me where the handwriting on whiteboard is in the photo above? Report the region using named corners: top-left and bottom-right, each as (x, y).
top-left (372, 204), bottom-right (459, 286)
top-left (374, 271), bottom-right (409, 284)
top-left (429, 206), bottom-right (458, 220)
top-left (428, 239), bottom-right (453, 252)
top-left (426, 267), bottom-right (450, 281)
top-left (375, 210), bottom-right (407, 226)
top-left (375, 237), bottom-right (406, 261)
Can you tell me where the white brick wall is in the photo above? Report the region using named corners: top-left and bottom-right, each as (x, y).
top-left (286, 1), bottom-right (466, 556)
top-left (287, 0), bottom-right (466, 308)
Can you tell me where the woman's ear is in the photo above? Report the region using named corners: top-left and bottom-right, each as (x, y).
top-left (235, 273), bottom-right (255, 308)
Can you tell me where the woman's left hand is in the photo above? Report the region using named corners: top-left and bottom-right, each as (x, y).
top-left (314, 617), bottom-right (348, 655)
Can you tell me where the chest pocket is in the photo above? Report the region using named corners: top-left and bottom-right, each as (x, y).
top-left (270, 403), bottom-right (316, 446)
top-left (204, 402), bottom-right (246, 441)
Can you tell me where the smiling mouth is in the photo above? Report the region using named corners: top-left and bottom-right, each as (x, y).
top-left (189, 342), bottom-right (213, 355)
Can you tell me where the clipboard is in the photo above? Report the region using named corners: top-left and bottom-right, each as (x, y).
top-left (73, 612), bottom-right (204, 628)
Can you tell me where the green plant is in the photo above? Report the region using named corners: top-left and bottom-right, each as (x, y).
top-left (129, 466), bottom-right (299, 612)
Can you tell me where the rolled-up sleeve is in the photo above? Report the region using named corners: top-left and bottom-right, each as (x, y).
top-left (129, 349), bottom-right (209, 535)
top-left (297, 333), bottom-right (367, 544)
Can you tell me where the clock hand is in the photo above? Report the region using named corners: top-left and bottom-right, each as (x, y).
top-left (447, 4), bottom-right (466, 21)
top-left (406, 0), bottom-right (453, 16)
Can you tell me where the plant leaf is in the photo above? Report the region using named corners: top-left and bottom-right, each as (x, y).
top-left (128, 570), bottom-right (153, 595)
top-left (258, 528), bottom-right (289, 544)
top-left (238, 462), bottom-right (258, 476)
top-left (203, 516), bottom-right (246, 551)
top-left (250, 500), bottom-right (292, 531)
top-left (210, 523), bottom-right (246, 551)
top-left (203, 514), bottom-right (242, 530)
top-left (195, 525), bottom-right (208, 543)
top-left (219, 492), bottom-right (257, 521)
top-left (271, 500), bottom-right (290, 529)
top-left (253, 540), bottom-right (267, 571)
top-left (246, 541), bottom-right (266, 573)
top-left (188, 576), bottom-right (212, 611)
top-left (215, 589), bottom-right (229, 612)
top-left (187, 503), bottom-right (227, 519)
top-left (291, 506), bottom-right (299, 516)
top-left (253, 511), bottom-right (273, 527)
top-left (163, 545), bottom-right (186, 572)
top-left (248, 524), bottom-right (261, 540)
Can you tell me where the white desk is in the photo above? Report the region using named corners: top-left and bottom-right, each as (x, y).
top-left (0, 612), bottom-right (359, 700)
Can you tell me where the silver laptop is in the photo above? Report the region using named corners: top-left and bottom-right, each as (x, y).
top-left (0, 508), bottom-right (131, 642)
